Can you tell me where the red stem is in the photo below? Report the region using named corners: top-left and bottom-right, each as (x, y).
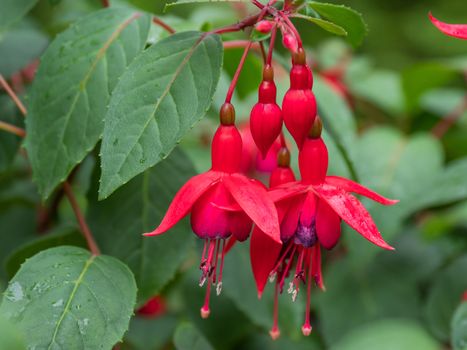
top-left (279, 12), bottom-right (303, 48)
top-left (0, 121), bottom-right (26, 137)
top-left (102, 0), bottom-right (109, 7)
top-left (0, 74), bottom-right (27, 116)
top-left (153, 17), bottom-right (176, 34)
top-left (431, 95), bottom-right (467, 139)
top-left (224, 41), bottom-right (253, 103)
top-left (63, 182), bottom-right (101, 256)
top-left (0, 74), bottom-right (100, 256)
top-left (267, 24), bottom-right (278, 65)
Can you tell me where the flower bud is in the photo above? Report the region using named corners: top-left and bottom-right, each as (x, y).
top-left (299, 137), bottom-right (328, 185)
top-left (211, 124), bottom-right (242, 173)
top-left (282, 33), bottom-right (298, 53)
top-left (255, 20), bottom-right (274, 34)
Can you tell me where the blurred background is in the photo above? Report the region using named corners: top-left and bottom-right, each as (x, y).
top-left (0, 0), bottom-right (466, 349)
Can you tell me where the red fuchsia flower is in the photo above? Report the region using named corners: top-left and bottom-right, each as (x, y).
top-left (145, 103), bottom-right (280, 319)
top-left (250, 65), bottom-right (283, 159)
top-left (429, 12), bottom-right (467, 40)
top-left (282, 49), bottom-right (317, 148)
top-left (251, 118), bottom-right (398, 338)
top-left (137, 296), bottom-right (166, 318)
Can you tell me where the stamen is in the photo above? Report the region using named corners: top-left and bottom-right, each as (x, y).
top-left (269, 282), bottom-right (281, 340)
top-left (268, 271), bottom-right (277, 283)
top-left (271, 241), bottom-right (294, 275)
top-left (216, 240), bottom-right (226, 296)
top-left (200, 277), bottom-right (212, 319)
top-left (199, 239), bottom-right (217, 287)
top-left (211, 239), bottom-right (221, 283)
top-left (301, 250), bottom-right (313, 336)
top-left (278, 245), bottom-right (297, 293)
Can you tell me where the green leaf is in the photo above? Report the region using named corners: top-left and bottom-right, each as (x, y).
top-left (409, 158), bottom-right (467, 213)
top-left (331, 319), bottom-right (440, 350)
top-left (345, 128), bottom-right (443, 266)
top-left (165, 0), bottom-right (249, 10)
top-left (5, 227), bottom-right (86, 279)
top-left (0, 0), bottom-right (38, 32)
top-left (0, 317), bottom-right (26, 350)
top-left (402, 62), bottom-right (458, 113)
top-left (0, 22), bottom-right (48, 78)
top-left (99, 31), bottom-right (222, 199)
top-left (88, 148), bottom-right (195, 303)
top-left (0, 246), bottom-right (137, 349)
top-left (306, 2), bottom-right (367, 47)
top-left (425, 255), bottom-right (467, 341)
top-left (452, 302), bottom-right (467, 350)
top-left (25, 7), bottom-right (151, 199)
top-left (122, 315), bottom-right (177, 350)
top-left (174, 323), bottom-right (214, 350)
top-left (316, 259), bottom-right (422, 346)
top-left (294, 14), bottom-right (348, 37)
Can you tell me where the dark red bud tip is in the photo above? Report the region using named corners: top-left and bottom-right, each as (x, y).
top-left (256, 20), bottom-right (274, 34)
top-left (309, 117), bottom-right (323, 139)
top-left (292, 48), bottom-right (306, 65)
top-left (220, 103), bottom-right (235, 125)
top-left (277, 147), bottom-right (291, 167)
top-left (269, 327), bottom-right (280, 340)
top-left (462, 291), bottom-right (467, 302)
top-left (301, 324), bottom-right (312, 336)
top-left (200, 306), bottom-right (210, 319)
top-left (263, 65), bottom-right (274, 82)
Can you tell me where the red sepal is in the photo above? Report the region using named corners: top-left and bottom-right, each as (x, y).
top-left (429, 12), bottom-right (467, 39)
top-left (325, 176), bottom-right (398, 205)
top-left (250, 227), bottom-right (282, 298)
top-left (224, 174), bottom-right (281, 243)
top-left (144, 171), bottom-right (220, 236)
top-left (314, 184), bottom-right (394, 250)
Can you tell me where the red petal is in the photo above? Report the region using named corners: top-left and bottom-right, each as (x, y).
top-left (280, 196), bottom-right (304, 242)
top-left (224, 174), bottom-right (281, 243)
top-left (299, 192), bottom-right (316, 227)
top-left (144, 171), bottom-right (220, 236)
top-left (269, 181), bottom-right (308, 202)
top-left (316, 199), bottom-right (341, 250)
top-left (250, 226), bottom-right (282, 297)
top-left (325, 176), bottom-right (398, 205)
top-left (429, 12), bottom-right (467, 39)
top-left (314, 184), bottom-right (394, 250)
top-left (229, 211), bottom-right (253, 242)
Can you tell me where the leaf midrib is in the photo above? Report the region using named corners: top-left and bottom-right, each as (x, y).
top-left (46, 12), bottom-right (141, 193)
top-left (110, 34), bottom-right (209, 180)
top-left (47, 255), bottom-right (96, 350)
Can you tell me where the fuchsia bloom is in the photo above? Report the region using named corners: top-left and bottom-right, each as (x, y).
top-left (145, 103), bottom-right (280, 318)
top-left (251, 118), bottom-right (398, 338)
top-left (429, 12), bottom-right (467, 40)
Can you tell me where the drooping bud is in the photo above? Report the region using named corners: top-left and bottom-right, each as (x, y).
top-left (299, 128), bottom-right (328, 185)
top-left (250, 66), bottom-right (283, 159)
top-left (212, 104), bottom-right (242, 173)
top-left (255, 20), bottom-right (274, 34)
top-left (282, 49), bottom-right (317, 148)
top-left (282, 32), bottom-right (298, 53)
top-left (269, 147), bottom-right (296, 188)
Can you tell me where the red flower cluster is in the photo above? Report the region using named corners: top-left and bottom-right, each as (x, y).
top-left (146, 13), bottom-right (398, 339)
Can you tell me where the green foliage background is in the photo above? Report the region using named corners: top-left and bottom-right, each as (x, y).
top-left (0, 0), bottom-right (466, 349)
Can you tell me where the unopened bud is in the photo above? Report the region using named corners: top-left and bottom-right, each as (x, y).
top-left (282, 33), bottom-right (298, 53)
top-left (256, 20), bottom-right (274, 34)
